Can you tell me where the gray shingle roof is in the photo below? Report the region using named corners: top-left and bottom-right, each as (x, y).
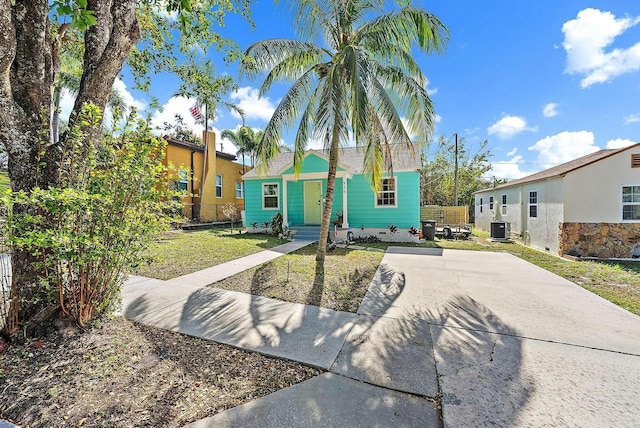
top-left (243, 143), bottom-right (422, 178)
top-left (483, 142), bottom-right (640, 192)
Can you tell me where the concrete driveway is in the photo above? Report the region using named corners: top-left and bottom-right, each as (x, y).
top-left (371, 247), bottom-right (640, 427)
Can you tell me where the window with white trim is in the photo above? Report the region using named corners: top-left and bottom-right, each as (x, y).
top-left (177, 169), bottom-right (188, 192)
top-left (216, 175), bottom-right (222, 198)
top-left (501, 194), bottom-right (507, 215)
top-left (235, 182), bottom-right (244, 199)
top-left (376, 177), bottom-right (396, 207)
top-left (479, 197), bottom-right (483, 213)
top-left (529, 191), bottom-right (538, 218)
top-left (622, 185), bottom-right (640, 220)
top-left (262, 183), bottom-right (279, 209)
top-left (489, 196), bottom-right (494, 210)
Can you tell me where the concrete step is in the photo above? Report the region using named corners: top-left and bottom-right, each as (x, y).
top-left (291, 226), bottom-right (320, 242)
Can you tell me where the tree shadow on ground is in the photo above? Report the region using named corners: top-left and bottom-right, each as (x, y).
top-left (305, 260), bottom-right (325, 307)
top-left (426, 295), bottom-right (533, 426)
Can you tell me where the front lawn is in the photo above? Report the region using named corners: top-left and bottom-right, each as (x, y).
top-left (133, 229), bottom-right (286, 280)
top-left (213, 244), bottom-right (384, 313)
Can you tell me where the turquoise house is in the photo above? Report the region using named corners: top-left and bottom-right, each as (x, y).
top-left (243, 144), bottom-right (422, 242)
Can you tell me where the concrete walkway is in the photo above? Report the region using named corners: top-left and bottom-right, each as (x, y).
top-left (122, 246), bottom-right (640, 427)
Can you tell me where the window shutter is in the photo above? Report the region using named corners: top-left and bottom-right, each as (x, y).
top-left (632, 154), bottom-right (640, 168)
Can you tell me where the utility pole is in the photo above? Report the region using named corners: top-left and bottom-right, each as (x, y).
top-left (454, 133), bottom-right (459, 206)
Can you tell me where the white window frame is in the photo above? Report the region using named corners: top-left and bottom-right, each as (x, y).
top-left (375, 177), bottom-right (397, 208)
top-left (479, 197), bottom-right (483, 214)
top-left (528, 191), bottom-right (538, 218)
top-left (489, 196), bottom-right (494, 210)
top-left (622, 185), bottom-right (640, 221)
top-left (501, 194), bottom-right (507, 215)
top-left (216, 175), bottom-right (223, 198)
top-left (177, 169), bottom-right (188, 193)
top-left (235, 182), bottom-right (244, 199)
top-left (262, 183), bottom-right (280, 210)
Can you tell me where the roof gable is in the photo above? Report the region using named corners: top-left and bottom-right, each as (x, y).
top-left (280, 152), bottom-right (346, 175)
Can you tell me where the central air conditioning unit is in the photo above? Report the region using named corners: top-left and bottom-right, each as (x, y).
top-left (490, 221), bottom-right (510, 240)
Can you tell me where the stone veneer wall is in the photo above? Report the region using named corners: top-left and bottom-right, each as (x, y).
top-left (559, 222), bottom-right (640, 259)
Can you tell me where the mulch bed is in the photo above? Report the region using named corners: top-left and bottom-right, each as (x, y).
top-left (0, 317), bottom-right (321, 427)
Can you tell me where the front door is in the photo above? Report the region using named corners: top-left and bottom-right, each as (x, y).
top-left (304, 181), bottom-right (322, 225)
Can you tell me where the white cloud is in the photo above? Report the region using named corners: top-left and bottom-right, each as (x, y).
top-left (606, 138), bottom-right (636, 149)
top-left (506, 147), bottom-right (518, 157)
top-left (434, 114), bottom-right (442, 123)
top-left (112, 78), bottom-right (147, 112)
top-left (624, 113), bottom-right (640, 124)
top-left (229, 86), bottom-right (277, 122)
top-left (487, 115), bottom-right (538, 139)
top-left (489, 155), bottom-right (533, 181)
top-left (562, 8), bottom-right (640, 88)
top-left (542, 103), bottom-right (559, 117)
top-left (528, 131), bottom-right (599, 165)
top-left (150, 96), bottom-right (203, 135)
top-left (58, 78), bottom-right (147, 127)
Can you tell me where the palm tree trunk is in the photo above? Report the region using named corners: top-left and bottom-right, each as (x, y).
top-left (316, 136), bottom-right (339, 262)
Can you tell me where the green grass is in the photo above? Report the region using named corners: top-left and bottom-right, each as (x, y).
top-left (133, 229), bottom-right (287, 280)
top-left (352, 235), bottom-right (640, 316)
top-left (214, 244), bottom-right (384, 313)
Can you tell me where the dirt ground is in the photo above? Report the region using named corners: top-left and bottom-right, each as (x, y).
top-left (0, 317), bottom-right (321, 427)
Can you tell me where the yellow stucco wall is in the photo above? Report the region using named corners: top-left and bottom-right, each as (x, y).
top-left (164, 131), bottom-right (250, 222)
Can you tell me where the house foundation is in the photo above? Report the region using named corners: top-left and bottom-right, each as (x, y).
top-left (559, 222), bottom-right (640, 259)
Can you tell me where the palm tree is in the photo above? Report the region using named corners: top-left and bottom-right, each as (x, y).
top-left (221, 126), bottom-right (265, 173)
top-left (240, 0), bottom-right (448, 262)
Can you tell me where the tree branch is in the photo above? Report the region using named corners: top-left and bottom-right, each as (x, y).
top-left (72, 0), bottom-right (140, 129)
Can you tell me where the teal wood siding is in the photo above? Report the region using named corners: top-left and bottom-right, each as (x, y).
top-left (281, 154), bottom-right (345, 175)
top-left (244, 178), bottom-right (283, 225)
top-left (287, 181), bottom-right (304, 225)
top-left (285, 178), bottom-right (344, 226)
top-left (347, 172), bottom-right (419, 228)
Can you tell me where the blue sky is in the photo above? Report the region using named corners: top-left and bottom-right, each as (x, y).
top-left (63, 1), bottom-right (640, 181)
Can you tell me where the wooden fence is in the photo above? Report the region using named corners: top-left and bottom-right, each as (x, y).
top-left (420, 205), bottom-right (469, 226)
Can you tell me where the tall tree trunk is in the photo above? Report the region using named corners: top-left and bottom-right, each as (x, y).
top-left (316, 135), bottom-right (339, 262)
top-left (0, 0), bottom-right (140, 336)
top-left (0, 0), bottom-right (58, 336)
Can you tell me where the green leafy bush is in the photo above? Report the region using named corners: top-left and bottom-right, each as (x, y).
top-left (1, 105), bottom-right (180, 330)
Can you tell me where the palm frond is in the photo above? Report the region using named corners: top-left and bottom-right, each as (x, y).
top-left (292, 83), bottom-right (324, 176)
top-left (362, 109), bottom-right (386, 192)
top-left (313, 64), bottom-right (348, 150)
top-left (259, 47), bottom-right (328, 96)
top-left (363, 72), bottom-right (413, 149)
top-left (257, 69), bottom-right (316, 175)
top-left (276, 0), bottom-right (336, 47)
top-left (372, 62), bottom-right (435, 145)
top-left (240, 39), bottom-right (325, 80)
top-left (343, 46), bottom-right (370, 148)
top-left (353, 6), bottom-right (448, 54)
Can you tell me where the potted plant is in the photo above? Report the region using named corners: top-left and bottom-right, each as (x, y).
top-left (332, 210), bottom-right (344, 226)
top-left (408, 226), bottom-right (420, 243)
top-left (387, 224), bottom-right (398, 242)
